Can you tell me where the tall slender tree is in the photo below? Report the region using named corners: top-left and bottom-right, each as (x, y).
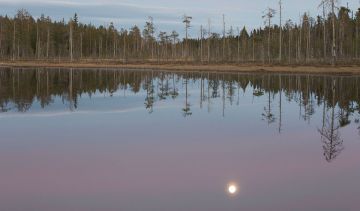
top-left (69, 18), bottom-right (73, 61)
top-left (279, 0), bottom-right (283, 62)
top-left (263, 7), bottom-right (276, 63)
top-left (183, 14), bottom-right (192, 61)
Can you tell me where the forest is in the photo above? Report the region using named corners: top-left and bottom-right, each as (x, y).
top-left (0, 0), bottom-right (359, 65)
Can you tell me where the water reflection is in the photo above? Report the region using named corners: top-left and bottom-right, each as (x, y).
top-left (1, 68), bottom-right (360, 163)
top-left (318, 80), bottom-right (344, 162)
top-left (1, 68), bottom-right (360, 211)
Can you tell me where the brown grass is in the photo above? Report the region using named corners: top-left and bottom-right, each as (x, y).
top-left (1, 60), bottom-right (360, 75)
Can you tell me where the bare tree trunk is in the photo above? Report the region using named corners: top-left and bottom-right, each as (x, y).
top-left (69, 20), bottom-right (73, 62)
top-left (172, 37), bottom-right (176, 60)
top-left (307, 18), bottom-right (311, 63)
top-left (356, 19), bottom-right (359, 59)
top-left (208, 19), bottom-right (211, 63)
top-left (262, 42), bottom-right (265, 64)
top-left (17, 39), bottom-right (20, 58)
top-left (323, 2), bottom-right (327, 60)
top-left (183, 15), bottom-right (192, 62)
top-left (80, 33), bottom-right (83, 59)
top-left (222, 14), bottom-right (226, 61)
top-left (331, 0), bottom-right (336, 65)
top-left (279, 0), bottom-right (282, 62)
top-left (288, 28), bottom-right (292, 63)
top-left (253, 33), bottom-right (255, 62)
top-left (123, 33), bottom-right (126, 63)
top-left (299, 18), bottom-right (302, 62)
top-left (200, 25), bottom-right (203, 63)
top-left (0, 21), bottom-right (2, 58)
top-left (12, 21), bottom-right (16, 61)
top-left (47, 26), bottom-right (50, 59)
top-left (237, 28), bottom-right (240, 63)
top-left (99, 37), bottom-right (102, 59)
top-left (113, 32), bottom-right (116, 58)
top-left (36, 22), bottom-right (41, 59)
top-left (268, 18), bottom-right (271, 63)
top-left (295, 31), bottom-right (298, 62)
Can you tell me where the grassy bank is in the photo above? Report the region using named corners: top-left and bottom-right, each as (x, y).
top-left (1, 61), bottom-right (360, 75)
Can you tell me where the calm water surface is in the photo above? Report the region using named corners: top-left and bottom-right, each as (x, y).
top-left (0, 68), bottom-right (359, 211)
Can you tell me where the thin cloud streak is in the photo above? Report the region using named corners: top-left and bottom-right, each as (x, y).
top-left (0, 0), bottom-right (359, 37)
top-left (0, 105), bottom-right (182, 119)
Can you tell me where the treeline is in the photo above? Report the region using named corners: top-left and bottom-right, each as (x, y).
top-left (1, 2), bottom-right (360, 64)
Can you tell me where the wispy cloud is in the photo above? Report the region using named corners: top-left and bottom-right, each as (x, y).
top-left (0, 0), bottom-right (358, 37)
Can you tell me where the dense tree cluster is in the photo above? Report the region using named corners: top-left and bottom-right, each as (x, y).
top-left (1, 1), bottom-right (360, 64)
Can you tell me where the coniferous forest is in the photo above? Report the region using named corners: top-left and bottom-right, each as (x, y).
top-left (1, 1), bottom-right (360, 65)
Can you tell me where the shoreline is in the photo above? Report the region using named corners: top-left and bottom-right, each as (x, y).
top-left (1, 61), bottom-right (360, 75)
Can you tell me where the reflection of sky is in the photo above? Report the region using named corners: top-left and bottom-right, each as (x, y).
top-left (0, 75), bottom-right (360, 211)
top-left (0, 0), bottom-right (359, 37)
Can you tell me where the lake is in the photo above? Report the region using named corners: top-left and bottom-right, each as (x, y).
top-left (0, 67), bottom-right (359, 211)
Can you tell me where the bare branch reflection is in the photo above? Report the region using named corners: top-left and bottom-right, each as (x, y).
top-left (318, 80), bottom-right (344, 162)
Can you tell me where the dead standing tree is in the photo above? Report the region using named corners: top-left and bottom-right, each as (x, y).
top-left (222, 14), bottom-right (226, 61)
top-left (319, 0), bottom-right (327, 60)
top-left (183, 15), bottom-right (192, 62)
top-left (207, 18), bottom-right (211, 63)
top-left (170, 30), bottom-right (179, 60)
top-left (279, 0), bottom-right (283, 62)
top-left (321, 0), bottom-right (338, 65)
top-left (263, 7), bottom-right (276, 63)
top-left (143, 16), bottom-right (155, 61)
top-left (69, 18), bottom-right (73, 62)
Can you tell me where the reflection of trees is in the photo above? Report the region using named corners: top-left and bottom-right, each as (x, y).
top-left (0, 69), bottom-right (359, 138)
top-left (68, 68), bottom-right (75, 111)
top-left (227, 80), bottom-right (236, 106)
top-left (170, 73), bottom-right (179, 99)
top-left (262, 91), bottom-right (275, 124)
top-left (200, 73), bottom-right (204, 109)
top-left (302, 75), bottom-right (315, 123)
top-left (144, 72), bottom-right (155, 113)
top-left (182, 76), bottom-right (192, 117)
top-left (207, 73), bottom-right (211, 113)
top-left (319, 113), bottom-right (344, 162)
top-left (318, 80), bottom-right (344, 162)
top-left (278, 75), bottom-right (283, 133)
top-left (262, 76), bottom-right (275, 124)
top-left (1, 69), bottom-right (359, 165)
top-left (158, 72), bottom-right (170, 100)
top-left (210, 78), bottom-right (220, 98)
top-left (338, 108), bottom-right (351, 128)
top-left (222, 76), bottom-right (226, 117)
top-left (355, 118), bottom-right (360, 136)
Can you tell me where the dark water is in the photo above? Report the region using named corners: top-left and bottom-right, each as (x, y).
top-left (0, 68), bottom-right (359, 211)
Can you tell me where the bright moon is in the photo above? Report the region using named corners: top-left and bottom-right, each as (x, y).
top-left (228, 185), bottom-right (237, 194)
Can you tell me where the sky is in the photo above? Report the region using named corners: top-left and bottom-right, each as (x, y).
top-left (0, 0), bottom-right (359, 37)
